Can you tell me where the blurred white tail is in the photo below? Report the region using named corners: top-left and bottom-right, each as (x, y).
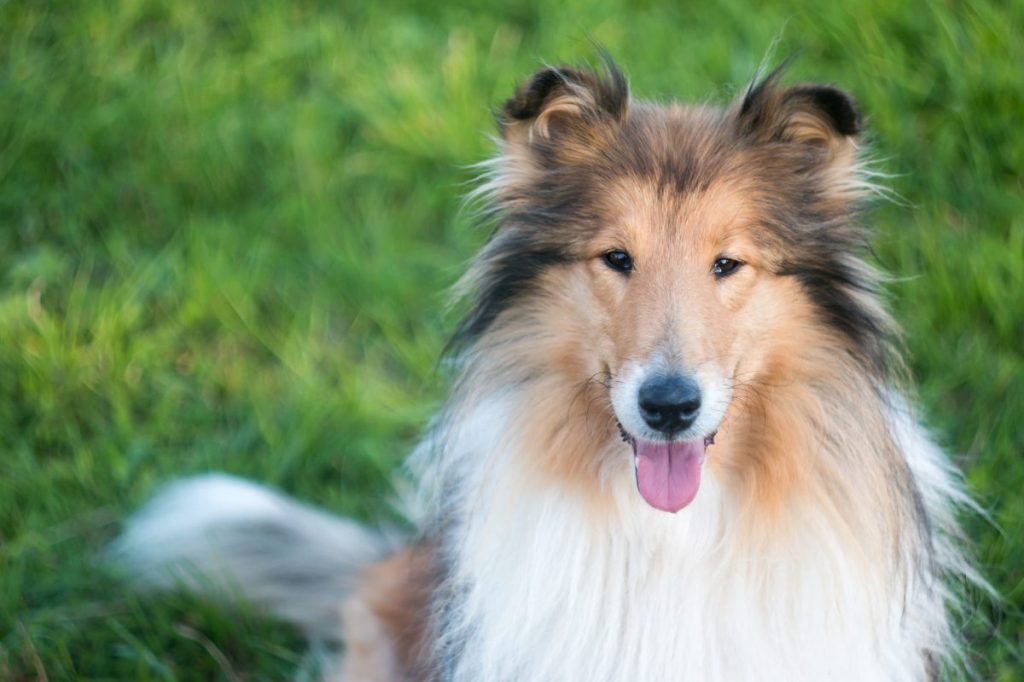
top-left (111, 474), bottom-right (391, 641)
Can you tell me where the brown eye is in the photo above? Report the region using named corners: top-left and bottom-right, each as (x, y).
top-left (603, 249), bottom-right (633, 274)
top-left (713, 257), bottom-right (742, 278)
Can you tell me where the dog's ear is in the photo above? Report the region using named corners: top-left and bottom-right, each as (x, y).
top-left (735, 68), bottom-right (862, 150)
top-left (500, 62), bottom-right (629, 147)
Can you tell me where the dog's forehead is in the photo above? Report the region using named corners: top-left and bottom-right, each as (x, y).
top-left (590, 104), bottom-right (754, 211)
top-left (596, 107), bottom-right (758, 248)
top-left (613, 103), bottom-right (736, 188)
top-left (599, 172), bottom-right (755, 250)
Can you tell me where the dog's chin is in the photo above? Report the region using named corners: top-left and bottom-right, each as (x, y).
top-left (618, 423), bottom-right (716, 513)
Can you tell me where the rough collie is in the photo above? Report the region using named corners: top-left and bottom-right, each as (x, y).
top-left (115, 59), bottom-right (982, 680)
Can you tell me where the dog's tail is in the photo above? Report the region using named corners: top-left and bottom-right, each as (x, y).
top-left (110, 473), bottom-right (393, 641)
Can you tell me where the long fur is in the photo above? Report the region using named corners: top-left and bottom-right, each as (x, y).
top-left (111, 474), bottom-right (392, 641)
top-left (114, 60), bottom-right (984, 681)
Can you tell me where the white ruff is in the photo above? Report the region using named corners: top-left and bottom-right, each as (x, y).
top-left (421, 393), bottom-right (960, 682)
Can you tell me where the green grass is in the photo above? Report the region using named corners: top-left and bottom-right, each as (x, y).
top-left (1, 0), bottom-right (1021, 678)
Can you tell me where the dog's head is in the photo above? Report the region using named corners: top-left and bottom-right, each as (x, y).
top-left (455, 60), bottom-right (891, 512)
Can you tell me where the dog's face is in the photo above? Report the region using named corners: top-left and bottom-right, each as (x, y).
top-left (590, 175), bottom-right (766, 511)
top-left (456, 63), bottom-right (882, 512)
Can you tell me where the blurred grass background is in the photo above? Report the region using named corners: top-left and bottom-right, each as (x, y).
top-left (1, 0), bottom-right (1021, 679)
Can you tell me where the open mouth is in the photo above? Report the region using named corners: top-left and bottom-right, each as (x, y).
top-left (619, 422), bottom-right (716, 513)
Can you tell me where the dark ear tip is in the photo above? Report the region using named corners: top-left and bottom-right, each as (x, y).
top-left (799, 84), bottom-right (862, 136)
top-left (502, 66), bottom-right (580, 122)
top-left (500, 61), bottom-right (629, 133)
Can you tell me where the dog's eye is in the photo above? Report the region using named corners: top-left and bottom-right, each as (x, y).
top-left (603, 249), bottom-right (633, 274)
top-left (713, 257), bottom-right (742, 278)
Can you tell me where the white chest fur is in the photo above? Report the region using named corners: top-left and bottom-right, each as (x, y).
top-left (426, 399), bottom-right (945, 681)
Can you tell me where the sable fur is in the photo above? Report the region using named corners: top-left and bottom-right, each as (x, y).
top-left (113, 59), bottom-right (983, 681)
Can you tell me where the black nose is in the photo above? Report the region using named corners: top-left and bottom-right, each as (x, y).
top-left (638, 374), bottom-right (702, 435)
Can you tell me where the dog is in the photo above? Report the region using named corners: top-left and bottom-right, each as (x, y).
top-left (114, 59), bottom-right (983, 680)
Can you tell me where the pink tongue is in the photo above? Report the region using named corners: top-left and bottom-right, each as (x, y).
top-left (635, 439), bottom-right (705, 513)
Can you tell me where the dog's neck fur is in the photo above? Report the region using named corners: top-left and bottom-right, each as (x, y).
top-left (415, 335), bottom-right (960, 681)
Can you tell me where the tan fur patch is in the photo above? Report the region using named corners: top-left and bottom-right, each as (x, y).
top-left (338, 546), bottom-right (435, 681)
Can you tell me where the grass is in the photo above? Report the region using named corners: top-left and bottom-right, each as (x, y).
top-left (1, 0), bottom-right (1021, 678)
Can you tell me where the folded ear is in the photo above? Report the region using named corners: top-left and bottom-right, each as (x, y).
top-left (500, 62), bottom-right (629, 146)
top-left (735, 69), bottom-right (862, 149)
